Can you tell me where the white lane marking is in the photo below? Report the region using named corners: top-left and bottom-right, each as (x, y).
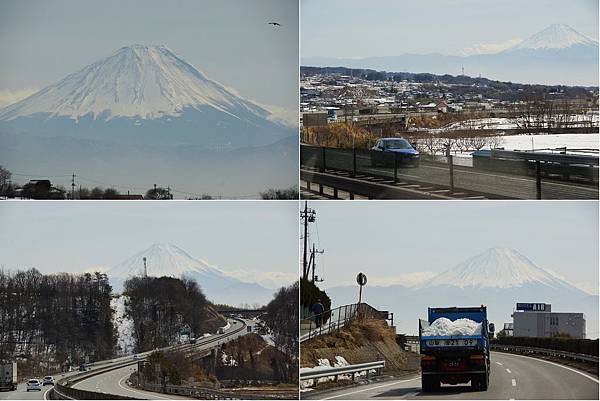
top-left (117, 372), bottom-right (172, 400)
top-left (42, 386), bottom-right (52, 400)
top-left (402, 390), bottom-right (419, 399)
top-left (511, 379), bottom-right (517, 387)
top-left (496, 362), bottom-right (503, 366)
top-left (506, 368), bottom-right (512, 374)
top-left (322, 377), bottom-right (420, 400)
top-left (494, 352), bottom-right (600, 384)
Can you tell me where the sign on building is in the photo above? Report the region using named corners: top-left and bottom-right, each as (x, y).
top-left (516, 303), bottom-right (549, 311)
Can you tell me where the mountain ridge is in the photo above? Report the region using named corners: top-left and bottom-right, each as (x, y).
top-left (105, 243), bottom-right (276, 306)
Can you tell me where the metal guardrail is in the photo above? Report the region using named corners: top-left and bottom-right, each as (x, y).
top-left (301, 144), bottom-right (599, 200)
top-left (300, 360), bottom-right (386, 382)
top-left (301, 169), bottom-right (460, 200)
top-left (491, 344), bottom-right (599, 364)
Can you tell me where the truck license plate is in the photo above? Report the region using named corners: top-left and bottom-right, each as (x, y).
top-left (426, 339), bottom-right (477, 347)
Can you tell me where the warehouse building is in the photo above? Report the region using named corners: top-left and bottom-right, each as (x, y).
top-left (511, 303), bottom-right (586, 339)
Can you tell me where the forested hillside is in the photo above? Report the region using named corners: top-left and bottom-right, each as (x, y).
top-left (123, 276), bottom-right (225, 352)
top-left (0, 269), bottom-right (115, 377)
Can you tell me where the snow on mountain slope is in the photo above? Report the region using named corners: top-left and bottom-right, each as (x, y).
top-left (106, 243), bottom-right (226, 279)
top-left (418, 247), bottom-right (581, 290)
top-left (506, 24), bottom-right (598, 51)
top-left (0, 44), bottom-right (269, 121)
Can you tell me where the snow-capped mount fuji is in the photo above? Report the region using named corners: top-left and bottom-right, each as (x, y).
top-left (418, 247), bottom-right (581, 291)
top-left (0, 44), bottom-right (297, 197)
top-left (105, 243), bottom-right (275, 306)
top-left (0, 45), bottom-right (269, 122)
top-left (107, 243), bottom-right (227, 279)
top-left (505, 24), bottom-right (598, 52)
top-left (325, 248), bottom-right (596, 337)
top-left (302, 24), bottom-right (598, 86)
top-left (0, 44), bottom-right (293, 148)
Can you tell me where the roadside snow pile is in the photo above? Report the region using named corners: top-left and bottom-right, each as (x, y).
top-left (111, 296), bottom-right (135, 355)
top-left (300, 356), bottom-right (361, 390)
top-left (422, 317), bottom-right (482, 337)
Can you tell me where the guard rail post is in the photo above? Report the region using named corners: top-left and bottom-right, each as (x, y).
top-left (393, 153), bottom-right (399, 184)
top-left (352, 148), bottom-right (357, 177)
top-left (449, 154), bottom-right (454, 192)
top-left (536, 160), bottom-right (542, 200)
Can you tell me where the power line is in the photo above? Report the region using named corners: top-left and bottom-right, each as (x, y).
top-left (10, 171), bottom-right (261, 199)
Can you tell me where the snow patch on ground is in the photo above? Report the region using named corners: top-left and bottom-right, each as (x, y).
top-left (300, 356), bottom-right (368, 390)
top-left (111, 296), bottom-right (135, 355)
top-left (422, 317), bottom-right (482, 337)
top-left (261, 334), bottom-right (276, 347)
top-left (221, 352), bottom-right (238, 366)
top-left (498, 133), bottom-right (599, 151)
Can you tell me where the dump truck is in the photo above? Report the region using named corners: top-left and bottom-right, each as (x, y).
top-left (419, 306), bottom-right (494, 392)
top-left (0, 362), bottom-right (17, 391)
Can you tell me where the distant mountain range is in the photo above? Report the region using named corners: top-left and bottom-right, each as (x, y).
top-left (0, 45), bottom-right (297, 197)
top-left (106, 243), bottom-right (276, 307)
top-left (302, 24), bottom-right (598, 86)
top-left (325, 248), bottom-right (598, 338)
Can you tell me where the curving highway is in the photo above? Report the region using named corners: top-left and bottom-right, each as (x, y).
top-left (0, 318), bottom-right (251, 400)
top-left (302, 352), bottom-right (599, 400)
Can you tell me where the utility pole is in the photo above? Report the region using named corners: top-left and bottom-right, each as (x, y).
top-left (300, 201), bottom-right (316, 280)
top-left (71, 173), bottom-right (76, 200)
top-left (310, 243), bottom-right (324, 283)
top-left (143, 257), bottom-right (147, 278)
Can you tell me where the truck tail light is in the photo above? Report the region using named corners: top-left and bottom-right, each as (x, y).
top-left (469, 354), bottom-right (485, 365)
top-left (421, 355), bottom-right (436, 366)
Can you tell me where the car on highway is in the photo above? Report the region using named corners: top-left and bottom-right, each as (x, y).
top-left (26, 379), bottom-right (42, 391)
top-left (370, 138), bottom-right (420, 167)
top-left (78, 364), bottom-right (87, 372)
top-left (42, 376), bottom-right (54, 386)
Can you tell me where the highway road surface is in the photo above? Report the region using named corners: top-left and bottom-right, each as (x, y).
top-left (302, 352), bottom-right (599, 400)
top-left (353, 163), bottom-right (598, 199)
top-left (0, 318), bottom-right (250, 400)
top-left (71, 364), bottom-right (191, 400)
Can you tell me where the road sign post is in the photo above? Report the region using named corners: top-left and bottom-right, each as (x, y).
top-left (356, 272), bottom-right (367, 305)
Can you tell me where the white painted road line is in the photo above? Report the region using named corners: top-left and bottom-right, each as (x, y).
top-left (498, 352), bottom-right (600, 384)
top-left (496, 362), bottom-right (503, 366)
top-left (506, 368), bottom-right (512, 373)
top-left (117, 371), bottom-right (172, 400)
top-left (322, 377), bottom-right (420, 400)
top-left (511, 379), bottom-right (517, 387)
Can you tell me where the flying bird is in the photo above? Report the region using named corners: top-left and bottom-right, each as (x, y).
top-left (268, 22), bottom-right (281, 27)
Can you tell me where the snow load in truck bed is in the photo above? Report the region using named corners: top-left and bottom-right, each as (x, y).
top-left (422, 317), bottom-right (482, 337)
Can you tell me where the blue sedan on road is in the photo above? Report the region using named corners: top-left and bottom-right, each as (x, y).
top-left (370, 138), bottom-right (420, 167)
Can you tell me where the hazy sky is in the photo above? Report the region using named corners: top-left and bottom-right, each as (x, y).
top-left (304, 201), bottom-right (599, 295)
top-left (301, 0), bottom-right (599, 58)
top-left (0, 0), bottom-right (298, 113)
top-left (0, 201), bottom-right (298, 288)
